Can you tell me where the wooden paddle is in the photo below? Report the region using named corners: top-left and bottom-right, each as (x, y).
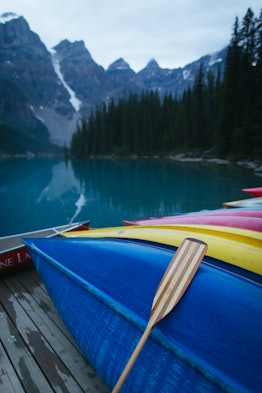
top-left (112, 237), bottom-right (207, 393)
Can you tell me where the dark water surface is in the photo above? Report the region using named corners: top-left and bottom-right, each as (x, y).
top-left (0, 157), bottom-right (260, 236)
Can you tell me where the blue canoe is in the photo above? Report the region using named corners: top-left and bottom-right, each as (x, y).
top-left (24, 237), bottom-right (262, 393)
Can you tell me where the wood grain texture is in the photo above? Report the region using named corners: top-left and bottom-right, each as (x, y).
top-left (151, 238), bottom-right (207, 327)
top-left (0, 268), bottom-right (109, 393)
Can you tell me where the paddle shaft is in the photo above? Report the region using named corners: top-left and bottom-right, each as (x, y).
top-left (112, 323), bottom-right (152, 393)
top-left (112, 238), bottom-right (207, 393)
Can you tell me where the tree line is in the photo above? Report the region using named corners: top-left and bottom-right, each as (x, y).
top-left (70, 8), bottom-right (262, 161)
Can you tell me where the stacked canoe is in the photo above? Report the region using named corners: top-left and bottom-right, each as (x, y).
top-left (223, 186), bottom-right (262, 208)
top-left (122, 207), bottom-right (262, 231)
top-left (64, 223), bottom-right (262, 276)
top-left (1, 187), bottom-right (258, 392)
top-left (23, 202), bottom-right (262, 392)
top-left (242, 187), bottom-right (262, 197)
top-left (24, 232), bottom-right (262, 393)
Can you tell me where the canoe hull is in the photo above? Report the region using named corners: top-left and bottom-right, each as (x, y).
top-left (127, 208), bottom-right (262, 220)
top-left (123, 213), bottom-right (262, 231)
top-left (223, 196), bottom-right (262, 208)
top-left (0, 221), bottom-right (90, 274)
top-left (64, 224), bottom-right (262, 276)
top-left (0, 245), bottom-right (32, 273)
top-left (242, 187), bottom-right (262, 197)
top-left (25, 237), bottom-right (262, 393)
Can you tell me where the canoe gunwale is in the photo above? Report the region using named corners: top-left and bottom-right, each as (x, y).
top-left (0, 221), bottom-right (90, 254)
top-left (0, 221), bottom-right (90, 275)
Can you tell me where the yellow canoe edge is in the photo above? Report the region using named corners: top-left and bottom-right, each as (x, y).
top-left (63, 224), bottom-right (262, 276)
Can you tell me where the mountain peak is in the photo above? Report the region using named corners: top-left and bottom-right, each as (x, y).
top-left (0, 12), bottom-right (227, 154)
top-left (146, 58), bottom-right (160, 68)
top-left (53, 39), bottom-right (95, 63)
top-left (54, 39), bottom-right (86, 51)
top-left (107, 58), bottom-right (132, 72)
top-left (53, 39), bottom-right (86, 55)
top-left (0, 12), bottom-right (21, 24)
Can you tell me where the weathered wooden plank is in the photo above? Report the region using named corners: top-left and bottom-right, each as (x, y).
top-left (0, 302), bottom-right (53, 393)
top-left (17, 270), bottom-right (111, 392)
top-left (26, 267), bottom-right (46, 290)
top-left (1, 273), bottom-right (109, 393)
top-left (0, 339), bottom-right (25, 393)
top-left (0, 280), bottom-right (85, 393)
top-left (16, 269), bottom-right (76, 345)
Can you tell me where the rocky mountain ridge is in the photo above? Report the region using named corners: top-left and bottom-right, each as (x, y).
top-left (0, 12), bottom-right (227, 154)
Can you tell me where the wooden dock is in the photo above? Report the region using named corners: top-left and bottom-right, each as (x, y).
top-left (0, 267), bottom-right (110, 393)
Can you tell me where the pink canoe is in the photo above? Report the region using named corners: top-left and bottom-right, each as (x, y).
top-left (123, 213), bottom-right (262, 232)
top-left (148, 209), bottom-right (262, 219)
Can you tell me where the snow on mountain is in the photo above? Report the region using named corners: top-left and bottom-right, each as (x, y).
top-left (50, 48), bottom-right (82, 111)
top-left (107, 58), bottom-right (132, 71)
top-left (0, 12), bottom-right (20, 24)
top-left (209, 57), bottom-right (223, 67)
top-left (0, 12), bottom-right (227, 153)
top-left (183, 69), bottom-right (191, 80)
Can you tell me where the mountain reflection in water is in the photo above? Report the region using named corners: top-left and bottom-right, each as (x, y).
top-left (0, 157), bottom-right (260, 236)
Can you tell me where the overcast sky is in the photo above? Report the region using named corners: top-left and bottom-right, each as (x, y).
top-left (1, 1), bottom-right (261, 71)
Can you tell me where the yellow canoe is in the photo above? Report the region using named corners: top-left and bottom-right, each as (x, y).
top-left (63, 224), bottom-right (262, 276)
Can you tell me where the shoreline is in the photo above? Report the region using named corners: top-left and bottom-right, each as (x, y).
top-left (1, 152), bottom-right (261, 177)
top-left (168, 155), bottom-right (262, 176)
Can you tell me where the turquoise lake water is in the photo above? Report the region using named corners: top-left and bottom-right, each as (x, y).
top-left (0, 157), bottom-right (261, 236)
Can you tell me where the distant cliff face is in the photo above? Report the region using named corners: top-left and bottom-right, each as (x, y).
top-left (53, 39), bottom-right (105, 115)
top-left (0, 13), bottom-right (76, 152)
top-left (0, 12), bottom-right (226, 154)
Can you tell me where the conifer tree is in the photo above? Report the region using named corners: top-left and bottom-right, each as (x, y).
top-left (248, 8), bottom-right (262, 158)
top-left (192, 63), bottom-right (206, 151)
top-left (216, 17), bottom-right (242, 158)
top-left (70, 7), bottom-right (261, 161)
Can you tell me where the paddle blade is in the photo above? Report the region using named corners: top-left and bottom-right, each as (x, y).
top-left (150, 237), bottom-right (207, 327)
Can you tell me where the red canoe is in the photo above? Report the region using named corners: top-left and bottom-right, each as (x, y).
top-left (0, 220), bottom-right (90, 274)
top-left (242, 187), bottom-right (262, 197)
top-left (123, 214), bottom-right (262, 232)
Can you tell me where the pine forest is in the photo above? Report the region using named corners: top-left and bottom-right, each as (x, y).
top-left (70, 8), bottom-right (262, 161)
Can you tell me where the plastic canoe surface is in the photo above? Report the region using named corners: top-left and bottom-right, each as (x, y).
top-left (223, 196), bottom-right (262, 208)
top-left (0, 220), bottom-right (90, 274)
top-left (24, 237), bottom-right (262, 393)
top-left (242, 187), bottom-right (262, 197)
top-left (123, 214), bottom-right (262, 232)
top-left (64, 224), bottom-right (262, 276)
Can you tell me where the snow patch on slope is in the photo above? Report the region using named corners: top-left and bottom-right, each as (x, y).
top-left (0, 12), bottom-right (20, 24)
top-left (50, 49), bottom-right (82, 111)
top-left (209, 52), bottom-right (223, 67)
top-left (33, 106), bottom-right (80, 147)
top-left (183, 69), bottom-right (191, 80)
